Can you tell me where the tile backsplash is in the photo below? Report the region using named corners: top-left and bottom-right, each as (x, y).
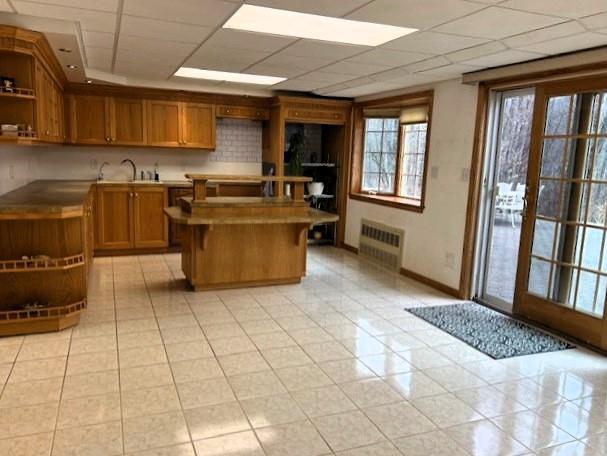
top-left (0, 118), bottom-right (263, 194)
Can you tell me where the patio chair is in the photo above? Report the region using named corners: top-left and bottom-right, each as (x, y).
top-left (495, 184), bottom-right (524, 228)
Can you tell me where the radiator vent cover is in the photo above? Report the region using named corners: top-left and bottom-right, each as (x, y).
top-left (359, 219), bottom-right (404, 271)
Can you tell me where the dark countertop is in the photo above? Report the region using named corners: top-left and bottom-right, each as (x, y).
top-left (0, 180), bottom-right (94, 219)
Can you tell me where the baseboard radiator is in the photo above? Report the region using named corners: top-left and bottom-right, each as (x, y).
top-left (359, 219), bottom-right (404, 271)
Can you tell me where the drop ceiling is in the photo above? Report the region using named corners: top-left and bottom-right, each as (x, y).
top-left (1, 0), bottom-right (606, 98)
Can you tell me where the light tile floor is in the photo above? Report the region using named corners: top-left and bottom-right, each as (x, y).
top-left (1, 247), bottom-right (607, 455)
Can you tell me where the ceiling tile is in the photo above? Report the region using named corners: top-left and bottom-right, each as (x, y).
top-left (347, 49), bottom-right (432, 67)
top-left (259, 54), bottom-right (333, 72)
top-left (123, 0), bottom-right (238, 27)
top-left (502, 21), bottom-right (586, 48)
top-left (17, 0), bottom-right (118, 12)
top-left (435, 7), bottom-right (566, 39)
top-left (85, 46), bottom-right (113, 70)
top-left (382, 31), bottom-right (488, 54)
top-left (272, 79), bottom-right (325, 92)
top-left (518, 31), bottom-right (607, 54)
top-left (325, 81), bottom-right (405, 98)
top-left (12, 1), bottom-right (116, 32)
top-left (417, 63), bottom-right (482, 77)
top-left (247, 0), bottom-right (372, 17)
top-left (403, 56), bottom-right (452, 73)
top-left (120, 15), bottom-right (212, 43)
top-left (500, 0), bottom-right (607, 19)
top-left (346, 0), bottom-right (486, 30)
top-left (118, 34), bottom-right (197, 54)
top-left (186, 45), bottom-right (270, 72)
top-left (246, 61), bottom-right (306, 78)
top-left (580, 12), bottom-right (607, 30)
top-left (115, 60), bottom-right (176, 79)
top-left (82, 30), bottom-right (115, 48)
top-left (447, 41), bottom-right (506, 62)
top-left (296, 72), bottom-right (357, 84)
top-left (203, 29), bottom-right (295, 53)
top-left (321, 61), bottom-right (392, 76)
top-left (462, 49), bottom-right (545, 67)
top-left (283, 40), bottom-right (369, 60)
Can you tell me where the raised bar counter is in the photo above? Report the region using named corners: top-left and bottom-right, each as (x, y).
top-left (166, 175), bottom-right (338, 290)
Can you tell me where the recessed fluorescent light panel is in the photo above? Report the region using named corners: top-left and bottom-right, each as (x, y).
top-left (174, 67), bottom-right (286, 85)
top-left (223, 5), bottom-right (417, 46)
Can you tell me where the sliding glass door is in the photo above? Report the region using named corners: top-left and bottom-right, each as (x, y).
top-left (476, 89), bottom-right (535, 310)
top-left (515, 77), bottom-right (607, 349)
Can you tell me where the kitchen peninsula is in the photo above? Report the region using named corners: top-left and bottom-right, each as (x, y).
top-left (165, 174), bottom-right (338, 290)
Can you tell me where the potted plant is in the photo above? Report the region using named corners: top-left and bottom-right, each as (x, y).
top-left (288, 131), bottom-right (305, 177)
top-left (307, 167), bottom-right (324, 196)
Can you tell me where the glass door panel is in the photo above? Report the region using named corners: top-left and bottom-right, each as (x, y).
top-left (517, 79), bottom-right (607, 349)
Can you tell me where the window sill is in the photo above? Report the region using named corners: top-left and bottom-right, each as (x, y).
top-left (349, 192), bottom-right (424, 212)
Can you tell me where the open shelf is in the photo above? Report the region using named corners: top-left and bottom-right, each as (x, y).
top-left (0, 299), bottom-right (87, 322)
top-left (302, 163), bottom-right (337, 168)
top-left (0, 299), bottom-right (87, 336)
top-left (0, 87), bottom-right (35, 99)
top-left (0, 254), bottom-right (85, 273)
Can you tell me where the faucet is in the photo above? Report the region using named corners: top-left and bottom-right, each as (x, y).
top-left (121, 159), bottom-right (137, 182)
top-left (97, 161), bottom-right (110, 180)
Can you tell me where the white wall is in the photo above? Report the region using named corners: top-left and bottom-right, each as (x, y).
top-left (345, 79), bottom-right (479, 290)
top-left (0, 118), bottom-right (262, 194)
top-left (0, 146), bottom-right (40, 195)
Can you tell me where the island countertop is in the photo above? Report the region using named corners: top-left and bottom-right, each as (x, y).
top-left (0, 180), bottom-right (94, 219)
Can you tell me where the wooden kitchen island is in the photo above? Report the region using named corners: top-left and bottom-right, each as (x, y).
top-left (165, 174), bottom-right (338, 290)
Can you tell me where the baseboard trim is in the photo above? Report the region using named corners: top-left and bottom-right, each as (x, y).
top-left (400, 267), bottom-right (461, 299)
top-left (341, 243), bottom-right (359, 254)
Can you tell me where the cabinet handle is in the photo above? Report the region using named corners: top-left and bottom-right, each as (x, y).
top-left (135, 193), bottom-right (139, 197)
top-left (106, 137), bottom-right (110, 142)
top-left (129, 192), bottom-right (134, 198)
top-left (112, 138), bottom-right (116, 142)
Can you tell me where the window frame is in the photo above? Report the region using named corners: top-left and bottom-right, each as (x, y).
top-left (350, 90), bottom-right (434, 213)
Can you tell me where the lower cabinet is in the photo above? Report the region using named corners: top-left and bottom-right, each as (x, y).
top-left (95, 184), bottom-right (168, 252)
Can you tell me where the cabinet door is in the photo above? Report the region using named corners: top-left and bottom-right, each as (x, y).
top-left (146, 100), bottom-right (181, 147)
top-left (217, 105), bottom-right (269, 120)
top-left (35, 63), bottom-right (49, 141)
top-left (182, 103), bottom-right (215, 149)
top-left (133, 186), bottom-right (168, 248)
top-left (109, 98), bottom-right (147, 146)
top-left (70, 95), bottom-right (109, 144)
top-left (168, 188), bottom-right (192, 246)
top-left (95, 185), bottom-right (133, 250)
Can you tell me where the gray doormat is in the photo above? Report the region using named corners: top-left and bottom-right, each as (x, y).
top-left (406, 302), bottom-right (574, 359)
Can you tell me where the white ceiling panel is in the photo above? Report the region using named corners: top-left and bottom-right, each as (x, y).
top-left (12, 1), bottom-right (116, 32)
top-left (346, 0), bottom-right (486, 30)
top-left (19, 0), bottom-right (118, 12)
top-left (118, 34), bottom-right (197, 55)
top-left (120, 15), bottom-right (212, 44)
top-left (403, 56), bottom-right (452, 73)
top-left (435, 7), bottom-right (565, 39)
top-left (85, 46), bottom-right (113, 70)
top-left (347, 49), bottom-right (432, 67)
top-left (247, 0), bottom-right (372, 17)
top-left (186, 46), bottom-right (271, 72)
top-left (283, 40), bottom-right (369, 60)
top-left (272, 79), bottom-right (327, 92)
top-left (82, 30), bottom-right (115, 49)
top-left (447, 41), bottom-right (506, 63)
top-left (258, 54), bottom-right (333, 72)
top-left (518, 32), bottom-right (607, 55)
top-left (580, 12), bottom-right (607, 30)
top-left (115, 60), bottom-right (176, 78)
top-left (203, 29), bottom-right (295, 53)
top-left (116, 48), bottom-right (186, 68)
top-left (382, 31), bottom-right (488, 55)
top-left (123, 0), bottom-right (238, 27)
top-left (245, 62), bottom-right (307, 78)
top-left (327, 81), bottom-right (407, 98)
top-left (462, 49), bottom-right (544, 67)
top-left (500, 0), bottom-right (607, 19)
top-left (321, 61), bottom-right (392, 77)
top-left (295, 72), bottom-right (358, 84)
top-left (417, 63), bottom-right (482, 77)
top-left (502, 21), bottom-right (586, 49)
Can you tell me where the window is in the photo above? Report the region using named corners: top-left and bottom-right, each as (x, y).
top-left (353, 94), bottom-right (432, 211)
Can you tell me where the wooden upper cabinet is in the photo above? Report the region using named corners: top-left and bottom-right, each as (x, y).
top-left (217, 105), bottom-right (269, 121)
top-left (68, 95), bottom-right (109, 145)
top-left (109, 97), bottom-right (147, 146)
top-left (182, 103), bottom-right (215, 149)
top-left (147, 100), bottom-right (181, 147)
top-left (284, 107), bottom-right (346, 124)
top-left (35, 63), bottom-right (64, 143)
